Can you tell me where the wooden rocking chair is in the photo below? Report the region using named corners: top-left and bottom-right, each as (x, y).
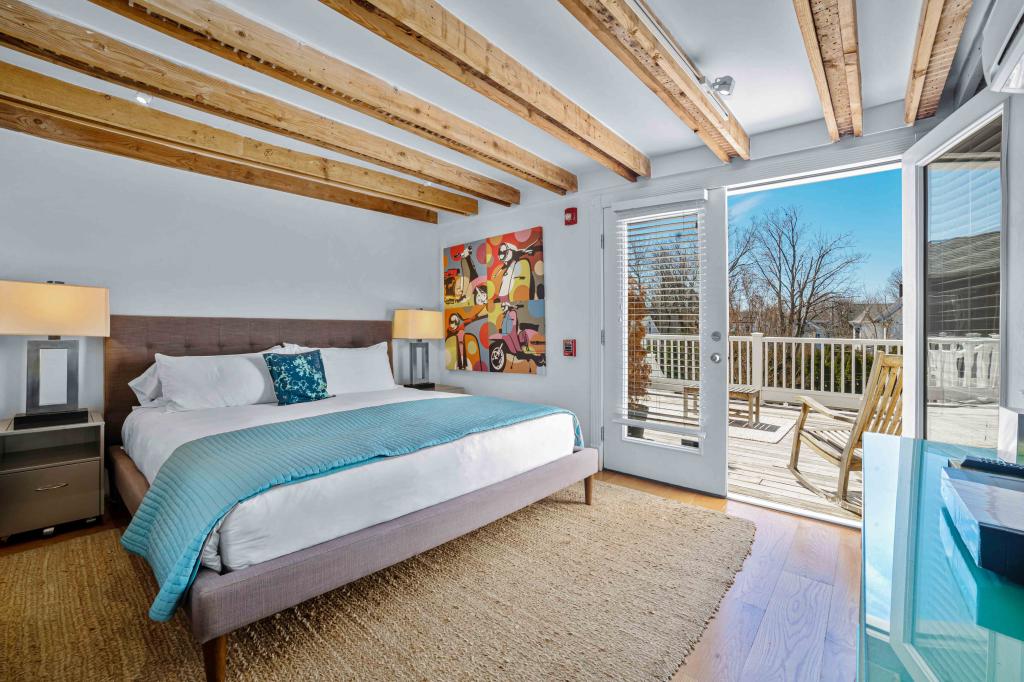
top-left (788, 351), bottom-right (903, 513)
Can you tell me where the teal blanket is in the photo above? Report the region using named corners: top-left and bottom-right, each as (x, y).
top-left (121, 396), bottom-right (583, 621)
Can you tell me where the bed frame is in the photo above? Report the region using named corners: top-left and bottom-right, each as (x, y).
top-left (104, 315), bottom-right (598, 682)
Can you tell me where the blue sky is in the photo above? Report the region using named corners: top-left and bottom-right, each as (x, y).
top-left (728, 168), bottom-right (902, 296)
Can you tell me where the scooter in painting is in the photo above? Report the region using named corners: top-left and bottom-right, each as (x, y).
top-left (488, 302), bottom-right (546, 372)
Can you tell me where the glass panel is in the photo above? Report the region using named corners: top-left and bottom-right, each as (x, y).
top-left (620, 211), bottom-right (702, 447)
top-left (861, 437), bottom-right (1024, 680)
top-left (924, 116), bottom-right (1002, 447)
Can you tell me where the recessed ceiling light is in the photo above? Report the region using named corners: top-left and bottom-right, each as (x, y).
top-left (134, 91), bottom-right (152, 106)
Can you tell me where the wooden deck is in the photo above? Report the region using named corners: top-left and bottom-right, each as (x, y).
top-left (637, 395), bottom-right (863, 522)
top-left (642, 398), bottom-right (998, 523)
top-left (726, 404), bottom-right (862, 522)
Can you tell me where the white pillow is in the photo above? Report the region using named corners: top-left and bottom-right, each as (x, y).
top-left (283, 343), bottom-right (395, 394)
top-left (155, 350), bottom-right (280, 411)
top-left (128, 364), bottom-right (162, 405)
top-left (275, 342), bottom-right (395, 394)
top-left (277, 343), bottom-right (314, 354)
top-left (128, 345), bottom-right (285, 407)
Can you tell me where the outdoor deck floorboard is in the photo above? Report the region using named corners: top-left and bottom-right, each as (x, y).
top-left (727, 404), bottom-right (863, 522)
top-left (638, 394), bottom-right (995, 522)
top-left (638, 393), bottom-right (864, 521)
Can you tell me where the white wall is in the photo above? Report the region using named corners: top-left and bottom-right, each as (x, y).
top-left (0, 130), bottom-right (438, 419)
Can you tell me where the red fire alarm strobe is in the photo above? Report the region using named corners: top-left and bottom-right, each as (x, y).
top-left (563, 339), bottom-right (576, 357)
top-left (564, 207), bottom-right (578, 226)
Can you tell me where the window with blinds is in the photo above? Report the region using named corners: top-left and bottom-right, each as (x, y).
top-left (616, 207), bottom-right (705, 446)
top-left (923, 114), bottom-right (1002, 447)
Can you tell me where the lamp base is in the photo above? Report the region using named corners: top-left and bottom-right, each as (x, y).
top-left (13, 408), bottom-right (89, 430)
top-left (404, 382), bottom-right (436, 390)
top-left (407, 340), bottom-right (431, 387)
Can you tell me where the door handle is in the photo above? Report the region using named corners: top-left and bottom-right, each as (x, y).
top-left (34, 482), bottom-right (69, 492)
top-left (710, 352), bottom-right (722, 364)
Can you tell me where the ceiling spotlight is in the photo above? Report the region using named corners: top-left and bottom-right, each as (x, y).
top-left (711, 76), bottom-right (735, 97)
top-left (133, 91), bottom-right (152, 106)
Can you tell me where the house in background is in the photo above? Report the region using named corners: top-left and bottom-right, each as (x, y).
top-left (850, 300), bottom-right (903, 339)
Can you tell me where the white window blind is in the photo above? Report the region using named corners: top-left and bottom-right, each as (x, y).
top-left (615, 206), bottom-right (706, 440)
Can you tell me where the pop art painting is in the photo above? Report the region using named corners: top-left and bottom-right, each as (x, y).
top-left (443, 227), bottom-right (545, 374)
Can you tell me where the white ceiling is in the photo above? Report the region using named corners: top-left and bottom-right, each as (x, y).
top-left (20, 0), bottom-right (928, 197)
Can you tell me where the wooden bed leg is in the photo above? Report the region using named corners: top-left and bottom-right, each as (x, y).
top-left (584, 475), bottom-right (594, 505)
top-left (202, 634), bottom-right (227, 682)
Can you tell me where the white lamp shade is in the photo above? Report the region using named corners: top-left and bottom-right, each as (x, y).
top-left (392, 309), bottom-right (443, 340)
top-left (0, 280), bottom-right (110, 337)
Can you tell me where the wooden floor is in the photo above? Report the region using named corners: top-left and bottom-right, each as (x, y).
top-left (596, 470), bottom-right (861, 682)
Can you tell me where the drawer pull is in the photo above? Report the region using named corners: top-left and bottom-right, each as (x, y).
top-left (34, 483), bottom-right (69, 492)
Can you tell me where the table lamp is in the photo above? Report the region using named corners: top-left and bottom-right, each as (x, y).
top-left (392, 309), bottom-right (442, 389)
top-left (0, 280), bottom-right (110, 429)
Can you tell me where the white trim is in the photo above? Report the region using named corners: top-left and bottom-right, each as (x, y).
top-left (728, 158), bottom-right (901, 195)
top-left (607, 188), bottom-right (707, 213)
top-left (1005, 91), bottom-right (1024, 410)
top-left (612, 417), bottom-right (706, 439)
top-left (727, 492), bottom-right (861, 529)
top-left (587, 194), bottom-right (606, 467)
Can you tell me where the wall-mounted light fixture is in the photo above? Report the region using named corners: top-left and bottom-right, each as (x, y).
top-left (711, 76), bottom-right (735, 97)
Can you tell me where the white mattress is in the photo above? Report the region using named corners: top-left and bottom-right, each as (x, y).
top-left (122, 387), bottom-right (575, 571)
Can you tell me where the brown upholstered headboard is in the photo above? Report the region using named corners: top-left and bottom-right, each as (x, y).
top-left (103, 315), bottom-right (392, 447)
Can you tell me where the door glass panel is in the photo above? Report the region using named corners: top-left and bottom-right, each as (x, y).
top-left (619, 210), bottom-right (702, 448)
top-left (924, 115), bottom-right (1002, 447)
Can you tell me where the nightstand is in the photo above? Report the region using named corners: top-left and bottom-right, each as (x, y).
top-left (406, 384), bottom-right (467, 394)
top-left (0, 412), bottom-right (104, 540)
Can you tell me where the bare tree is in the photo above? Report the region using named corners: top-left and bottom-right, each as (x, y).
top-left (886, 267), bottom-right (903, 301)
top-left (747, 206), bottom-right (866, 337)
top-left (727, 221), bottom-right (758, 332)
top-left (729, 220), bottom-right (756, 286)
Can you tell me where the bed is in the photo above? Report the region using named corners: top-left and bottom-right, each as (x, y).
top-left (104, 315), bottom-right (598, 682)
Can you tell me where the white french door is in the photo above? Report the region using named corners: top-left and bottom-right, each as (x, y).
top-left (902, 88), bottom-right (1017, 444)
top-left (601, 187), bottom-right (729, 495)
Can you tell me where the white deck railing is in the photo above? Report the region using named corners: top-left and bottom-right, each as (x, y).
top-left (644, 333), bottom-right (999, 409)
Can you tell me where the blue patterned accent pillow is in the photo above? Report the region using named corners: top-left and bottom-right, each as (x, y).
top-left (263, 351), bottom-right (330, 406)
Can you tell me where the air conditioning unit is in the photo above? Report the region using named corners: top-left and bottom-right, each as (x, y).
top-left (983, 0), bottom-right (1024, 92)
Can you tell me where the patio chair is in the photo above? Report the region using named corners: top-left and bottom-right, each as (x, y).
top-left (788, 351), bottom-right (903, 513)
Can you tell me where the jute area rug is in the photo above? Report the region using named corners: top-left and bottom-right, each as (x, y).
top-left (1, 481), bottom-right (755, 681)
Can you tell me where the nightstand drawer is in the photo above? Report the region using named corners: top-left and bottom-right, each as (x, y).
top-left (0, 460), bottom-right (101, 536)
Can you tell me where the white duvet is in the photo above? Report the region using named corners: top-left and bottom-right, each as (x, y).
top-left (122, 387), bottom-right (575, 571)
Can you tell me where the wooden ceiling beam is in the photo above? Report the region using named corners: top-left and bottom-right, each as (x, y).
top-left (904, 0), bottom-right (973, 124)
top-left (838, 0), bottom-right (863, 137)
top-left (792, 0), bottom-right (862, 141)
top-left (558, 0), bottom-right (749, 163)
top-left (320, 0), bottom-right (649, 182)
top-left (89, 0), bottom-right (577, 195)
top-left (0, 1), bottom-right (493, 210)
top-left (0, 61), bottom-right (437, 222)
